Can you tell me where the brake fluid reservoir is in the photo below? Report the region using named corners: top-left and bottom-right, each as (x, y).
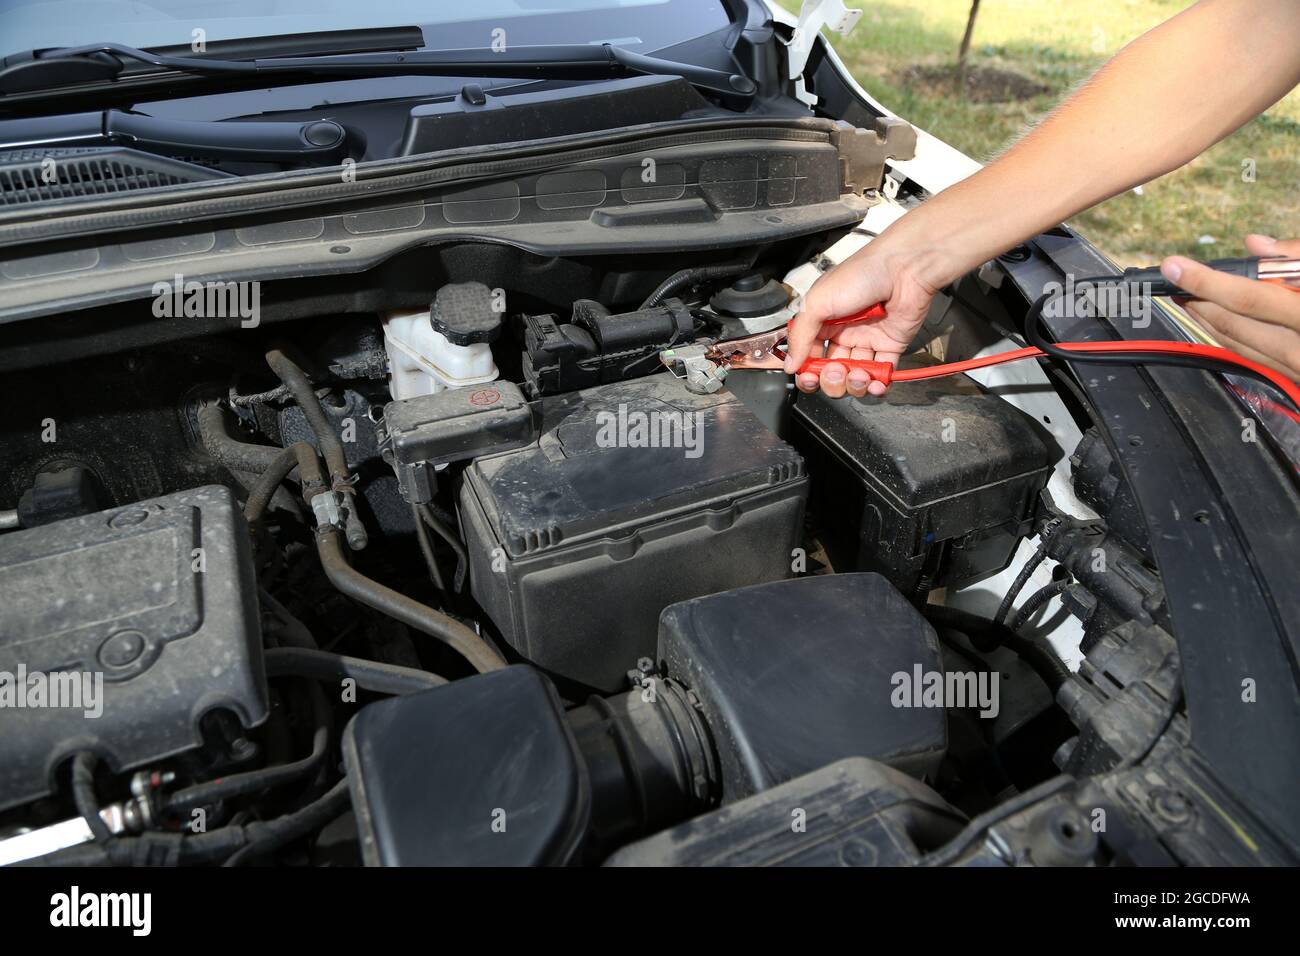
top-left (384, 282), bottom-right (501, 400)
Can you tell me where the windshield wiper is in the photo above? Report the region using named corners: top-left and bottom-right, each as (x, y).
top-left (0, 42), bottom-right (757, 100)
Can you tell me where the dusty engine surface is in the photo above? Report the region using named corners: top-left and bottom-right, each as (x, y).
top-left (0, 485), bottom-right (266, 812)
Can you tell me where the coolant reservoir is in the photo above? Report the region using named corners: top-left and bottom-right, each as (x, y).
top-left (384, 282), bottom-right (501, 400)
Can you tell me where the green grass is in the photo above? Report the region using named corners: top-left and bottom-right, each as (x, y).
top-left (779, 0), bottom-right (1299, 264)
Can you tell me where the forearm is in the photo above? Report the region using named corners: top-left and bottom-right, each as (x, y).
top-left (885, 0), bottom-right (1300, 287)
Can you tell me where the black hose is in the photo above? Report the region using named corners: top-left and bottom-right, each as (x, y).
top-left (244, 441), bottom-right (326, 524)
top-left (24, 779), bottom-right (352, 867)
top-left (71, 753), bottom-right (112, 843)
top-left (221, 778), bottom-right (352, 866)
top-left (639, 262), bottom-right (753, 310)
top-left (196, 398), bottom-right (284, 474)
top-left (922, 604), bottom-right (1072, 694)
top-left (412, 502), bottom-right (446, 592)
top-left (1008, 579), bottom-right (1071, 633)
top-left (265, 348), bottom-right (368, 551)
top-left (315, 527), bottom-right (505, 674)
top-left (931, 627), bottom-right (994, 674)
top-left (259, 588), bottom-right (318, 650)
top-left (418, 503), bottom-right (468, 593)
top-left (165, 681), bottom-right (331, 814)
top-left (995, 544), bottom-right (1048, 626)
top-left (265, 646), bottom-right (447, 695)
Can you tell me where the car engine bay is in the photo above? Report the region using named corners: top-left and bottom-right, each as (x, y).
top-left (0, 0), bottom-right (1293, 859)
top-left (2, 175), bottom-right (1245, 867)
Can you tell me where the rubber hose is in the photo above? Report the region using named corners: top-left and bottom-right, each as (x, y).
top-left (315, 527), bottom-right (505, 674)
top-left (220, 778), bottom-right (352, 866)
top-left (922, 604), bottom-right (1072, 693)
top-left (418, 503), bottom-right (468, 593)
top-left (24, 779), bottom-right (352, 867)
top-left (265, 348), bottom-right (368, 551)
top-left (234, 468), bottom-right (301, 519)
top-left (196, 398), bottom-right (284, 474)
top-left (265, 646), bottom-right (447, 695)
top-left (71, 753), bottom-right (112, 843)
top-left (258, 588), bottom-right (318, 650)
top-left (165, 681), bottom-right (330, 814)
top-left (244, 441), bottom-right (325, 524)
top-left (639, 262), bottom-right (752, 310)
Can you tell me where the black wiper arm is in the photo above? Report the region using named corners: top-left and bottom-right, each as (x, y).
top-left (0, 109), bottom-right (349, 164)
top-left (0, 42), bottom-right (756, 99)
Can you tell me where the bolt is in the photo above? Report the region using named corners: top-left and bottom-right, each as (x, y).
top-left (1152, 788), bottom-right (1193, 825)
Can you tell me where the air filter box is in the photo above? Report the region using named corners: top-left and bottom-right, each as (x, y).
top-left (657, 573), bottom-right (948, 799)
top-left (458, 374), bottom-right (807, 692)
top-left (793, 373), bottom-right (1053, 595)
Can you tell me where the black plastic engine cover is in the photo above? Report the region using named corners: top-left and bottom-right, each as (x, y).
top-left (657, 573), bottom-right (948, 800)
top-left (793, 374), bottom-right (1053, 594)
top-left (0, 485), bottom-right (267, 811)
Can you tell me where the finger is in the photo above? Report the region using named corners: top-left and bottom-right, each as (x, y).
top-left (845, 346), bottom-right (874, 397)
top-left (1183, 301), bottom-right (1300, 381)
top-left (790, 330), bottom-right (832, 387)
top-left (866, 348), bottom-right (903, 397)
top-left (819, 361), bottom-right (848, 399)
top-left (785, 305), bottom-right (832, 373)
top-left (1185, 297), bottom-right (1300, 361)
top-left (1245, 234), bottom-right (1300, 258)
top-left (822, 345), bottom-right (852, 398)
top-left (1193, 315), bottom-right (1300, 384)
top-left (1162, 256), bottom-right (1300, 328)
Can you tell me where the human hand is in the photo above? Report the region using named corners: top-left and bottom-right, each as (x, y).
top-left (1163, 235), bottom-right (1300, 384)
top-left (783, 238), bottom-right (946, 398)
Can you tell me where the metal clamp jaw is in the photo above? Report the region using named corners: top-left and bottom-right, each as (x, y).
top-left (659, 344), bottom-right (729, 394)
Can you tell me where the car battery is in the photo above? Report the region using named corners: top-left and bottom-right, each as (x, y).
top-left (458, 374), bottom-right (807, 692)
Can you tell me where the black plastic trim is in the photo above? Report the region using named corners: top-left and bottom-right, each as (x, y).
top-left (1002, 229), bottom-right (1300, 853)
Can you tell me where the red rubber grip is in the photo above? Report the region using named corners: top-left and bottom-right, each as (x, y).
top-left (797, 357), bottom-right (895, 382)
top-left (787, 304), bottom-right (893, 379)
top-left (786, 302), bottom-right (888, 332)
top-left (822, 303), bottom-right (889, 327)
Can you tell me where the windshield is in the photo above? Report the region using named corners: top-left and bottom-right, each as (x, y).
top-left (0, 0), bottom-right (728, 58)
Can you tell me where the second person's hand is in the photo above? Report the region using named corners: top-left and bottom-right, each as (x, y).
top-left (1163, 234), bottom-right (1300, 385)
